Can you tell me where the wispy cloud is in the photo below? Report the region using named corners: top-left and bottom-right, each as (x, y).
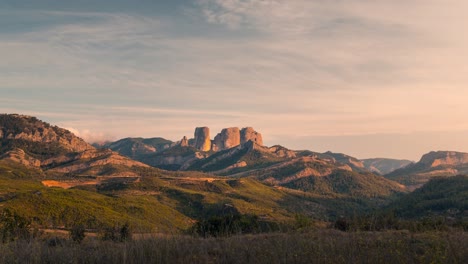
top-left (1, 1), bottom-right (468, 159)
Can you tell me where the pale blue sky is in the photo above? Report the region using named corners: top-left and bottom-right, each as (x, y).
top-left (1, 0), bottom-right (468, 160)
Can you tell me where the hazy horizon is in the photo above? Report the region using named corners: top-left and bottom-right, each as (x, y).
top-left (1, 0), bottom-right (468, 161)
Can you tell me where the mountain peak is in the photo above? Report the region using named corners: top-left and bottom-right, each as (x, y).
top-left (0, 114), bottom-right (94, 157)
top-left (419, 151), bottom-right (468, 167)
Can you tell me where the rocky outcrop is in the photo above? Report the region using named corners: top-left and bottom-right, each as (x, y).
top-left (43, 149), bottom-right (149, 175)
top-left (268, 145), bottom-right (296, 158)
top-left (180, 136), bottom-right (189, 147)
top-left (0, 114), bottom-right (94, 154)
top-left (419, 151), bottom-right (468, 167)
top-left (212, 127), bottom-right (263, 151)
top-left (0, 148), bottom-right (41, 167)
top-left (193, 127), bottom-right (211, 151)
top-left (386, 150), bottom-right (468, 189)
top-left (213, 127), bottom-right (241, 151)
top-left (240, 127), bottom-right (263, 145)
top-left (322, 151), bottom-right (366, 172)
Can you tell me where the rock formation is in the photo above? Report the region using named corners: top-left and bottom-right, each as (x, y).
top-left (0, 114), bottom-right (93, 153)
top-left (213, 127), bottom-right (241, 151)
top-left (193, 127), bottom-right (211, 151)
top-left (0, 148), bottom-right (41, 167)
top-left (240, 127), bottom-right (263, 145)
top-left (419, 151), bottom-right (468, 167)
top-left (180, 136), bottom-right (189, 147)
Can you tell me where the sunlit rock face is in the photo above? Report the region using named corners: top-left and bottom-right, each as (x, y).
top-left (420, 151), bottom-right (468, 167)
top-left (213, 127), bottom-right (241, 151)
top-left (193, 127), bottom-right (211, 151)
top-left (240, 127), bottom-right (263, 145)
top-left (0, 114), bottom-right (94, 153)
top-left (0, 148), bottom-right (41, 167)
top-left (179, 136), bottom-right (189, 147)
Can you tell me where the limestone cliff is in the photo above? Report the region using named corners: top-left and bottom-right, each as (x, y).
top-left (213, 127), bottom-right (241, 151)
top-left (419, 151), bottom-right (468, 167)
top-left (193, 127), bottom-right (211, 151)
top-left (240, 127), bottom-right (263, 145)
top-left (386, 150), bottom-right (468, 189)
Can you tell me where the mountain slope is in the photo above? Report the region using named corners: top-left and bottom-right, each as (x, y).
top-left (100, 137), bottom-right (174, 159)
top-left (182, 143), bottom-right (406, 198)
top-left (387, 175), bottom-right (468, 219)
top-left (320, 151), bottom-right (367, 172)
top-left (186, 141), bottom-right (292, 174)
top-left (386, 151), bottom-right (468, 189)
top-left (0, 114), bottom-right (93, 158)
top-left (0, 114), bottom-right (150, 178)
top-left (362, 158), bottom-right (413, 175)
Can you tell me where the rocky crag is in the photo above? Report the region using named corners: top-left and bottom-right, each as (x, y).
top-left (386, 151), bottom-right (468, 189)
top-left (192, 127), bottom-right (210, 151)
top-left (188, 126), bottom-right (263, 152)
top-left (0, 114), bottom-right (93, 154)
top-left (0, 114), bottom-right (149, 177)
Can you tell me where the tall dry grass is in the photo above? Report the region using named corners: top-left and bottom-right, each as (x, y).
top-left (0, 230), bottom-right (466, 263)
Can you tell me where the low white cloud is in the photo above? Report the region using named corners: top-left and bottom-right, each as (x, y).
top-left (64, 127), bottom-right (115, 144)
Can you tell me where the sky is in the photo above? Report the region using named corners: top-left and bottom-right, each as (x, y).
top-left (1, 0), bottom-right (468, 161)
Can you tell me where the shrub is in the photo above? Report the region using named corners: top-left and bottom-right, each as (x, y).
top-left (333, 217), bottom-right (350, 231)
top-left (0, 209), bottom-right (31, 243)
top-left (70, 225), bottom-right (86, 243)
top-left (191, 213), bottom-right (268, 237)
top-left (119, 223), bottom-right (132, 242)
top-left (294, 213), bottom-right (314, 231)
top-left (100, 223), bottom-right (132, 242)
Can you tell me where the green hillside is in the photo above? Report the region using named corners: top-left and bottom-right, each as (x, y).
top-left (284, 170), bottom-right (404, 198)
top-left (387, 175), bottom-right (468, 219)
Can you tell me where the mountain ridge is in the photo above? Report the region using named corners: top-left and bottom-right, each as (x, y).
top-left (386, 150), bottom-right (468, 189)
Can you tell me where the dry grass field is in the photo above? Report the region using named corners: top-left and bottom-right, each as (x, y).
top-left (0, 230), bottom-right (466, 264)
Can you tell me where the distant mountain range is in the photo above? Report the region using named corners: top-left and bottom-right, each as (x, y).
top-left (362, 158), bottom-right (413, 175)
top-left (1, 113), bottom-right (467, 231)
top-left (97, 127), bottom-right (468, 191)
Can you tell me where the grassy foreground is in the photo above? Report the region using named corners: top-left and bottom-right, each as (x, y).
top-left (0, 230), bottom-right (466, 264)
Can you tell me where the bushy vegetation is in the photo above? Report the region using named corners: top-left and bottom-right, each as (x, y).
top-left (387, 175), bottom-right (468, 219)
top-left (284, 170), bottom-right (404, 198)
top-left (99, 223), bottom-right (132, 242)
top-left (0, 208), bottom-right (34, 243)
top-left (69, 225), bottom-right (85, 243)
